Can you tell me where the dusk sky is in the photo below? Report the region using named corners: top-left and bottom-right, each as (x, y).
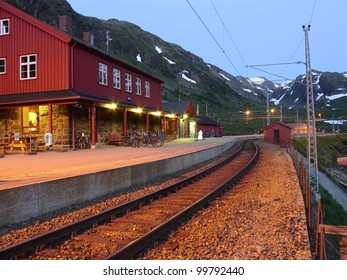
top-left (67, 0), bottom-right (347, 82)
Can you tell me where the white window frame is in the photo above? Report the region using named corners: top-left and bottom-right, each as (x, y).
top-left (136, 77), bottom-right (141, 95)
top-left (125, 73), bottom-right (132, 93)
top-left (0, 58), bottom-right (5, 74)
top-left (20, 54), bottom-right (37, 80)
top-left (0, 19), bottom-right (9, 35)
top-left (145, 81), bottom-right (150, 98)
top-left (113, 68), bottom-right (121, 90)
top-left (98, 62), bottom-right (108, 86)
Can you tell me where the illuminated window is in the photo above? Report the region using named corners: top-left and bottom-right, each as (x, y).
top-left (136, 77), bottom-right (141, 95)
top-left (0, 58), bottom-right (5, 74)
top-left (20, 54), bottom-right (37, 80)
top-left (0, 19), bottom-right (9, 35)
top-left (98, 62), bottom-right (108, 85)
top-left (113, 68), bottom-right (121, 89)
top-left (22, 106), bottom-right (39, 133)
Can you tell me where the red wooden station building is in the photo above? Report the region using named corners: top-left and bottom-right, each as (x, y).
top-left (263, 121), bottom-right (293, 147)
top-left (0, 0), bottom-right (181, 149)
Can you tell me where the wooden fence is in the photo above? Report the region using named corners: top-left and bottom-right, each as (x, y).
top-left (288, 146), bottom-right (347, 260)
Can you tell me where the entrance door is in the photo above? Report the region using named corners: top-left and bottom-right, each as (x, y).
top-left (274, 129), bottom-right (280, 144)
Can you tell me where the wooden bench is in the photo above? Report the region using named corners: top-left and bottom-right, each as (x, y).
top-left (8, 140), bottom-right (28, 152)
top-left (107, 133), bottom-right (123, 145)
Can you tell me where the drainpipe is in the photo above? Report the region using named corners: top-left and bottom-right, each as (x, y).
top-left (70, 41), bottom-right (77, 89)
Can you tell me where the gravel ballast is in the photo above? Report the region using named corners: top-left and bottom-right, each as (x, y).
top-left (141, 141), bottom-right (312, 260)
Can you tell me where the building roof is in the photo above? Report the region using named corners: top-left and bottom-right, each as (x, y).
top-left (0, 0), bottom-right (71, 43)
top-left (0, 90), bottom-right (111, 108)
top-left (0, 0), bottom-right (164, 84)
top-left (194, 115), bottom-right (220, 126)
top-left (264, 121), bottom-right (294, 131)
top-left (162, 101), bottom-right (196, 116)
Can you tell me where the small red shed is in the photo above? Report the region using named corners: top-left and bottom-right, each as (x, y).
top-left (264, 121), bottom-right (293, 147)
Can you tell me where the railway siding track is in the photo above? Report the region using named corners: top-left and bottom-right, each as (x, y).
top-left (0, 140), bottom-right (259, 260)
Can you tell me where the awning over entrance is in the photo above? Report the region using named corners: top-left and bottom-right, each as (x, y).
top-left (0, 90), bottom-right (112, 108)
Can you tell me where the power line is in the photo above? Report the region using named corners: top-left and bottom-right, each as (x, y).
top-left (245, 62), bottom-right (305, 81)
top-left (281, 0), bottom-right (316, 77)
top-left (247, 66), bottom-right (291, 81)
top-left (280, 35), bottom-right (305, 77)
top-left (185, 0), bottom-right (242, 76)
top-left (308, 0), bottom-right (317, 24)
top-left (209, 0), bottom-right (247, 66)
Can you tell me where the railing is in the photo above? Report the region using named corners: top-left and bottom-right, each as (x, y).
top-left (288, 145), bottom-right (347, 259)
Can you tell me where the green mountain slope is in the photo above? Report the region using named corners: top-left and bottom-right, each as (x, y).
top-left (6, 0), bottom-right (267, 134)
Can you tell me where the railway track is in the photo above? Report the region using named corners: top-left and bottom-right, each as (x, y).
top-left (0, 140), bottom-right (259, 260)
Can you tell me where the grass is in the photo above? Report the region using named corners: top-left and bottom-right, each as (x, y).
top-left (292, 134), bottom-right (347, 259)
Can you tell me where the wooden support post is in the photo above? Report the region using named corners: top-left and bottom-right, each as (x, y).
top-left (146, 111), bottom-right (150, 131)
top-left (123, 108), bottom-right (127, 137)
top-left (72, 112), bottom-right (76, 150)
top-left (48, 103), bottom-right (53, 133)
top-left (90, 105), bottom-right (96, 145)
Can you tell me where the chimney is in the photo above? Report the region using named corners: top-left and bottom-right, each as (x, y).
top-left (58, 15), bottom-right (73, 34)
top-left (83, 32), bottom-right (95, 46)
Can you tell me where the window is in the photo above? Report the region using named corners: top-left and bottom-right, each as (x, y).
top-left (0, 58), bottom-right (5, 74)
top-left (113, 68), bottom-right (121, 89)
top-left (136, 77), bottom-right (141, 95)
top-left (145, 81), bottom-right (150, 98)
top-left (0, 19), bottom-right (9, 35)
top-left (22, 106), bottom-right (39, 133)
top-left (125, 73), bottom-right (132, 92)
top-left (20, 54), bottom-right (37, 80)
top-left (98, 62), bottom-right (108, 85)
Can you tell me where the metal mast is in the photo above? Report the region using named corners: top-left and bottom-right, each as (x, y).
top-left (106, 30), bottom-right (112, 52)
top-left (266, 91), bottom-right (270, 126)
top-left (303, 24), bottom-right (319, 192)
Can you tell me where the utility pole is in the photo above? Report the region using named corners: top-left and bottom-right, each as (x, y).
top-left (303, 24), bottom-right (319, 192)
top-left (266, 91), bottom-right (270, 126)
top-left (106, 30), bottom-right (112, 52)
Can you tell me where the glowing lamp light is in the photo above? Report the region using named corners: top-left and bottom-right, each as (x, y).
top-left (152, 111), bottom-right (162, 116)
top-left (106, 103), bottom-right (117, 109)
top-left (134, 107), bottom-right (143, 114)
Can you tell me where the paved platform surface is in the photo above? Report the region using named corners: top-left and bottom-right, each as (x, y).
top-left (0, 136), bottom-right (251, 190)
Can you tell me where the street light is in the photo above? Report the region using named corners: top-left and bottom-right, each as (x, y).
top-left (245, 110), bottom-right (250, 124)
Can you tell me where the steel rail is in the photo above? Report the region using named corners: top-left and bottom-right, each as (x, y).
top-left (0, 140), bottom-right (246, 259)
top-left (106, 141), bottom-right (259, 259)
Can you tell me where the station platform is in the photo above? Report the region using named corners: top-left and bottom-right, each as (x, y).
top-left (0, 136), bottom-right (246, 190)
top-left (0, 136), bottom-right (256, 227)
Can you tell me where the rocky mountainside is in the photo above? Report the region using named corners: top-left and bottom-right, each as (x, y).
top-left (5, 0), bottom-right (347, 132)
top-left (5, 0), bottom-right (264, 113)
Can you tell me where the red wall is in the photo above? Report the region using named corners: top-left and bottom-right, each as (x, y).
top-left (72, 47), bottom-right (162, 110)
top-left (0, 5), bottom-right (70, 95)
top-left (0, 1), bottom-right (163, 111)
top-left (198, 124), bottom-right (222, 136)
top-left (264, 123), bottom-right (292, 146)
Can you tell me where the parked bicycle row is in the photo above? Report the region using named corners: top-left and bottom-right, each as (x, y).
top-left (75, 130), bottom-right (165, 149)
top-left (125, 130), bottom-right (165, 148)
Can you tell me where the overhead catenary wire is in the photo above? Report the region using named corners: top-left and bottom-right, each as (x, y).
top-left (308, 0), bottom-right (317, 24)
top-left (185, 0), bottom-right (242, 76)
top-left (209, 0), bottom-right (247, 66)
top-left (281, 0), bottom-right (317, 77)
